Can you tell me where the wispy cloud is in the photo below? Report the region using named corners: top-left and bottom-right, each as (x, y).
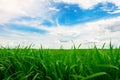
top-left (0, 16), bottom-right (120, 48)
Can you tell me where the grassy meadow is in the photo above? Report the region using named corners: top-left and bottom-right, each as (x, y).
top-left (0, 44), bottom-right (120, 80)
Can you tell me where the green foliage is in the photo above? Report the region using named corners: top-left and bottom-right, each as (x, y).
top-left (0, 45), bottom-right (120, 80)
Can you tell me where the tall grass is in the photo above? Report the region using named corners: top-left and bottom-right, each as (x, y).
top-left (0, 44), bottom-right (120, 80)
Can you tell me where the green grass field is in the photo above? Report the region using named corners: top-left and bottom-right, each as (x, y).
top-left (0, 44), bottom-right (120, 80)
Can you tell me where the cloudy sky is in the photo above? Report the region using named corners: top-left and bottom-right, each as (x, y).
top-left (0, 0), bottom-right (120, 48)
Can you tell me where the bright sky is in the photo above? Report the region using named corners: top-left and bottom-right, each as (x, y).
top-left (0, 0), bottom-right (120, 48)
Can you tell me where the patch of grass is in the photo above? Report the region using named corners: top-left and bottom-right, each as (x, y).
top-left (0, 45), bottom-right (120, 80)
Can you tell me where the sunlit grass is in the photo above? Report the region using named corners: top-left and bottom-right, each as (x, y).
top-left (0, 44), bottom-right (120, 80)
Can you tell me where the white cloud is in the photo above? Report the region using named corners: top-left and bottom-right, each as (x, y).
top-left (108, 9), bottom-right (120, 14)
top-left (0, 0), bottom-right (54, 24)
top-left (41, 16), bottom-right (120, 48)
top-left (49, 7), bottom-right (60, 12)
top-left (1, 16), bottom-right (119, 48)
top-left (54, 0), bottom-right (120, 10)
top-left (0, 0), bottom-right (120, 24)
top-left (109, 0), bottom-right (120, 8)
top-left (53, 0), bottom-right (105, 9)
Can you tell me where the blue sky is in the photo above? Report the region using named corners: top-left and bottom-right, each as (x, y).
top-left (0, 0), bottom-right (120, 48)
